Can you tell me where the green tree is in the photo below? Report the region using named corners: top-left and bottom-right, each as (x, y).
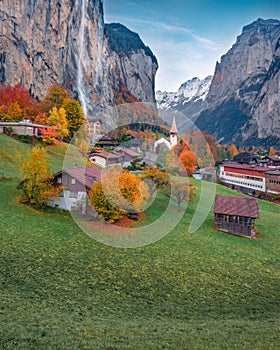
top-left (19, 147), bottom-right (60, 207)
top-left (63, 99), bottom-right (85, 139)
top-left (48, 107), bottom-right (69, 139)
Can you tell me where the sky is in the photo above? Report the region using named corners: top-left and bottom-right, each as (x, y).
top-left (103, 0), bottom-right (280, 92)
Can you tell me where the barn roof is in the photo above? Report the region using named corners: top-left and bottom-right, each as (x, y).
top-left (214, 195), bottom-right (259, 218)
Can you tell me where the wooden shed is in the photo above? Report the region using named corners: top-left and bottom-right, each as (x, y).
top-left (214, 195), bottom-right (259, 238)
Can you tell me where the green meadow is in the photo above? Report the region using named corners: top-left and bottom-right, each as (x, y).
top-left (0, 134), bottom-right (279, 349)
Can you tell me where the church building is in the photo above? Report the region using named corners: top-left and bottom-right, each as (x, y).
top-left (154, 116), bottom-right (178, 151)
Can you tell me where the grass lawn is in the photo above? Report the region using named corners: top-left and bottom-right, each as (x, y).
top-left (0, 134), bottom-right (280, 349)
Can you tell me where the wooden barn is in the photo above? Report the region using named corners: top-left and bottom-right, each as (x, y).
top-left (214, 195), bottom-right (259, 238)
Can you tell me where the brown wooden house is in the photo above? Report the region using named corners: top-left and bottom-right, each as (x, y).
top-left (214, 195), bottom-right (260, 238)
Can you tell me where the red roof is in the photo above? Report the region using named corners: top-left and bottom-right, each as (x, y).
top-left (214, 194), bottom-right (259, 218)
top-left (54, 166), bottom-right (102, 189)
top-left (223, 163), bottom-right (271, 172)
top-left (92, 151), bottom-right (122, 159)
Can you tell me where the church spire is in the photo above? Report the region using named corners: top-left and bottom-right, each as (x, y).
top-left (169, 116), bottom-right (178, 148)
top-left (170, 116), bottom-right (178, 134)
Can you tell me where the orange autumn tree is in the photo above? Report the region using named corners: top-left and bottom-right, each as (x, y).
top-left (269, 146), bottom-right (275, 156)
top-left (39, 126), bottom-right (57, 145)
top-left (89, 169), bottom-right (149, 223)
top-left (179, 149), bottom-right (197, 176)
top-left (228, 144), bottom-right (239, 159)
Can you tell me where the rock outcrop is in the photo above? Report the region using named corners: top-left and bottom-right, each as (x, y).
top-left (0, 0), bottom-right (158, 125)
top-left (196, 18), bottom-right (280, 146)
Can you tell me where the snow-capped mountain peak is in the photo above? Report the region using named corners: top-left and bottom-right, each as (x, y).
top-left (156, 75), bottom-right (212, 131)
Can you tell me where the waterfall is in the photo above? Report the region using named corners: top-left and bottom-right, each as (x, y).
top-left (77, 0), bottom-right (88, 117)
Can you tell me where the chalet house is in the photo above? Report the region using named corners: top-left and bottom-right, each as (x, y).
top-left (262, 156), bottom-right (280, 168)
top-left (89, 149), bottom-right (141, 169)
top-left (89, 150), bottom-right (123, 168)
top-left (0, 121), bottom-right (50, 136)
top-left (233, 152), bottom-right (259, 164)
top-left (50, 166), bottom-right (101, 215)
top-left (214, 195), bottom-right (259, 238)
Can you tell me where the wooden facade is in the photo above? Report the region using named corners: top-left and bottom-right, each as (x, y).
top-left (214, 195), bottom-right (259, 238)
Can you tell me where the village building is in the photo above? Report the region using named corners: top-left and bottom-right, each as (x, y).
top-left (88, 120), bottom-right (102, 136)
top-left (50, 166), bottom-right (102, 216)
top-left (265, 170), bottom-right (280, 196)
top-left (89, 149), bottom-right (141, 169)
top-left (262, 156), bottom-right (280, 168)
top-left (233, 152), bottom-right (259, 164)
top-left (218, 163), bottom-right (270, 195)
top-left (89, 150), bottom-right (123, 168)
top-left (214, 194), bottom-right (260, 238)
top-left (218, 161), bottom-right (280, 198)
top-left (154, 116), bottom-right (178, 151)
top-left (94, 137), bottom-right (120, 150)
top-left (0, 121), bottom-right (50, 137)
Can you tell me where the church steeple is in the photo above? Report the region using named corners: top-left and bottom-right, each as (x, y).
top-left (170, 116), bottom-right (178, 134)
top-left (170, 116), bottom-right (178, 148)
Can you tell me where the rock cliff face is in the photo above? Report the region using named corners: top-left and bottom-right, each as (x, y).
top-left (0, 0), bottom-right (158, 124)
top-left (156, 76), bottom-right (212, 131)
top-left (196, 18), bottom-right (280, 146)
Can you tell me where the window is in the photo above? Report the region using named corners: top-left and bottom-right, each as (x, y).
top-left (69, 192), bottom-right (78, 198)
top-left (57, 177), bottom-right (62, 184)
top-left (71, 178), bottom-right (76, 184)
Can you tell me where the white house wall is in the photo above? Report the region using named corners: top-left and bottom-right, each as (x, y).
top-left (49, 190), bottom-right (87, 213)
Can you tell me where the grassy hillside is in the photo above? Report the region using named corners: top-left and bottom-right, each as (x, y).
top-left (0, 134), bottom-right (280, 349)
top-left (0, 134), bottom-right (84, 176)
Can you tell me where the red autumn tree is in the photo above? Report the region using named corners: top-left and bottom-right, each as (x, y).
top-left (39, 126), bottom-right (57, 145)
top-left (0, 83), bottom-right (39, 120)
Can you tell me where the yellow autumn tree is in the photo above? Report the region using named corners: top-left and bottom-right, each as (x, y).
top-left (89, 169), bottom-right (149, 223)
top-left (48, 107), bottom-right (69, 139)
top-left (19, 147), bottom-right (60, 207)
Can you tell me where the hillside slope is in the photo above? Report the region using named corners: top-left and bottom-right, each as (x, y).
top-left (0, 135), bottom-right (279, 348)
